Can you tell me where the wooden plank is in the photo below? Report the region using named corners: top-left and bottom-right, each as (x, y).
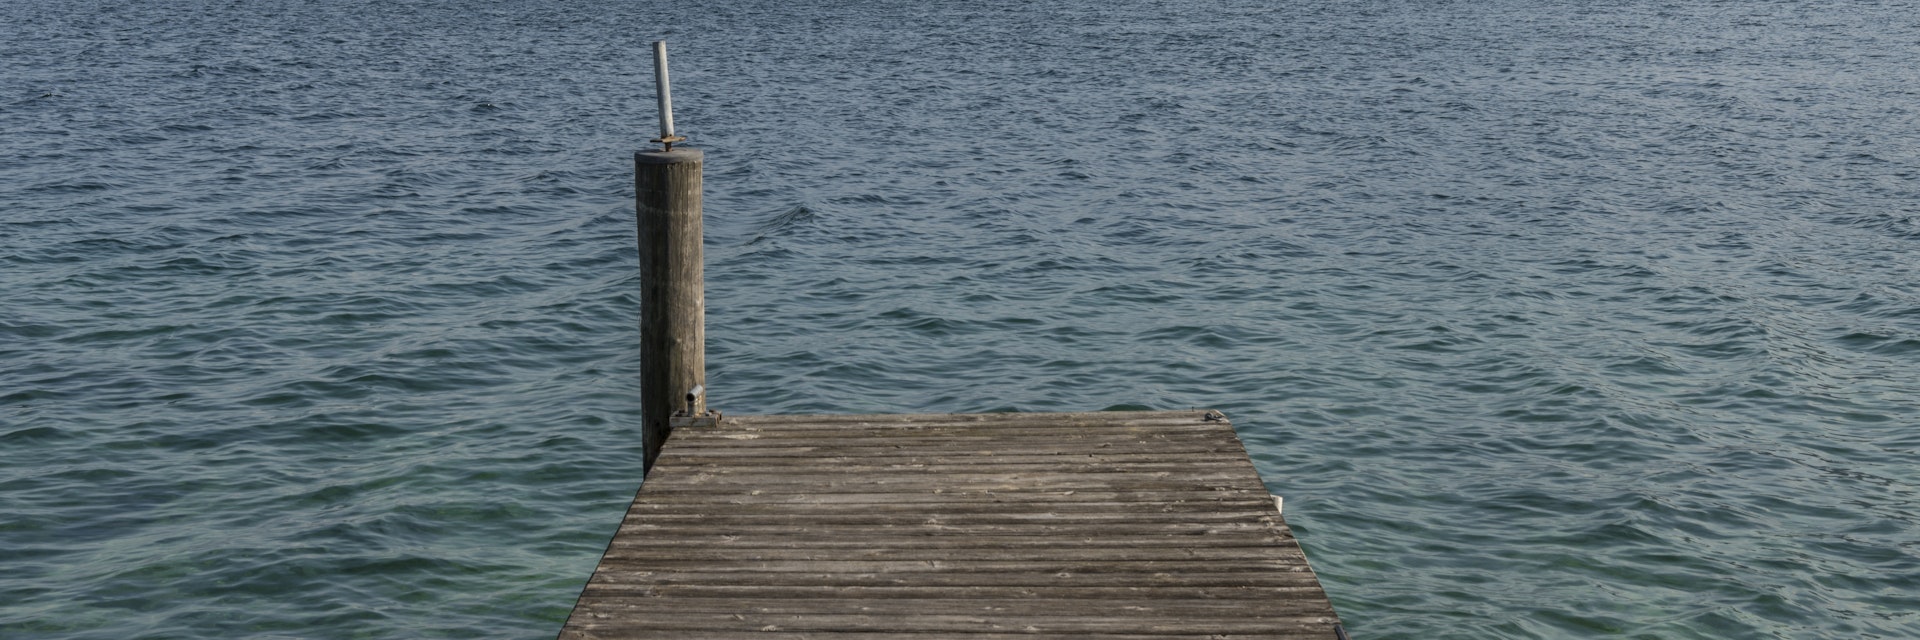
top-left (636, 477), bottom-right (1265, 491)
top-left (611, 514), bottom-right (1281, 527)
top-left (701, 419), bottom-right (1238, 431)
top-left (661, 433), bottom-right (1249, 450)
top-left (630, 489), bottom-right (1270, 504)
top-left (567, 612), bottom-right (1339, 634)
top-left (560, 411), bottom-right (1341, 639)
top-left (604, 536), bottom-right (1293, 550)
top-left (640, 470), bottom-right (1266, 487)
top-left (601, 546), bottom-right (1306, 563)
top-left (622, 499), bottom-right (1274, 514)
top-left (581, 584), bottom-right (1333, 598)
top-left (701, 410), bottom-right (1211, 425)
top-left (595, 558), bottom-right (1313, 574)
top-left (629, 480), bottom-right (1268, 495)
top-left (648, 464), bottom-right (1263, 479)
top-left (671, 419), bottom-right (1246, 438)
top-left (666, 439), bottom-right (1252, 452)
top-left (560, 626), bottom-right (1336, 638)
top-left (664, 447), bottom-right (1259, 463)
top-left (617, 522), bottom-right (1284, 537)
top-left (621, 521), bottom-right (1300, 534)
top-left (584, 570), bottom-right (1327, 588)
top-left (648, 463), bottom-right (1266, 477)
top-left (571, 598), bottom-right (1335, 617)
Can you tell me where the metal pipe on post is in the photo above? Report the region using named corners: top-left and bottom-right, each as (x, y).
top-left (638, 40), bottom-right (702, 474)
top-left (652, 41), bottom-right (680, 149)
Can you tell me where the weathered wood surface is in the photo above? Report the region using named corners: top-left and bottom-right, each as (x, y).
top-left (561, 410), bottom-right (1342, 639)
top-left (635, 147), bottom-right (704, 473)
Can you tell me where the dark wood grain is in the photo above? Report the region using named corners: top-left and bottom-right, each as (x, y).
top-left (635, 148), bottom-right (704, 473)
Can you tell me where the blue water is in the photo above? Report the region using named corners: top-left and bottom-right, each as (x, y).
top-left (4, 0), bottom-right (1918, 637)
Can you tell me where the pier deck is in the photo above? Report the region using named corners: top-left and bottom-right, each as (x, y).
top-left (560, 410), bottom-right (1342, 639)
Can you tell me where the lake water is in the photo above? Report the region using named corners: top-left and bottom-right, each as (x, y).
top-left (4, 0), bottom-right (1918, 637)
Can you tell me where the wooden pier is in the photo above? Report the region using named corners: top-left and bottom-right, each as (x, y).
top-left (588, 54), bottom-right (1344, 637)
top-left (561, 410), bottom-right (1344, 639)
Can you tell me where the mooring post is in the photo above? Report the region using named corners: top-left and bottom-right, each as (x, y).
top-left (637, 41), bottom-right (702, 474)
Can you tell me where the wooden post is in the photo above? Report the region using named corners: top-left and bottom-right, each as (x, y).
top-left (636, 147), bottom-right (703, 474)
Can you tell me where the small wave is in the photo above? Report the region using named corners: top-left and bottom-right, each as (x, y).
top-left (745, 204), bottom-right (819, 245)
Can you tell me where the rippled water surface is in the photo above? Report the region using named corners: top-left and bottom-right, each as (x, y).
top-left (5, 0), bottom-right (1919, 637)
